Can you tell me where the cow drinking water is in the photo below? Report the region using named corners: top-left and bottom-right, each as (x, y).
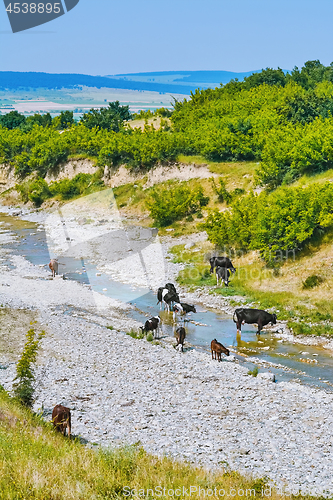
top-left (140, 316), bottom-right (161, 339)
top-left (233, 308), bottom-right (277, 335)
top-left (211, 339), bottom-right (230, 361)
top-left (175, 327), bottom-right (186, 352)
top-left (173, 302), bottom-right (196, 322)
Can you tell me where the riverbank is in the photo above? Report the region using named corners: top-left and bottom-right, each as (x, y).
top-left (1, 206), bottom-right (333, 494)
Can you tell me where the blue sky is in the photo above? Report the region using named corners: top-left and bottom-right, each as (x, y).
top-left (1, 0), bottom-right (333, 75)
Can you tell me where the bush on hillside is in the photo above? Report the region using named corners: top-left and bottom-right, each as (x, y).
top-left (201, 183), bottom-right (333, 264)
top-left (302, 274), bottom-right (325, 289)
top-left (16, 172), bottom-right (105, 206)
top-left (146, 183), bottom-right (209, 227)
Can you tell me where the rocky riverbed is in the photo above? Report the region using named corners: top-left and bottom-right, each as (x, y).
top-left (1, 205), bottom-right (333, 495)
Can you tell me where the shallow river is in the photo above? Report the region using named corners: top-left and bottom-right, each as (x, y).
top-left (2, 212), bottom-right (333, 391)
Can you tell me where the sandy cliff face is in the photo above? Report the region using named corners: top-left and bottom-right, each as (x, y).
top-left (44, 158), bottom-right (99, 183)
top-left (0, 158), bottom-right (100, 195)
top-left (0, 164), bottom-right (17, 193)
top-left (0, 159), bottom-right (217, 195)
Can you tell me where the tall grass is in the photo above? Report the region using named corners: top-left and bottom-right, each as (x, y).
top-left (0, 390), bottom-right (280, 499)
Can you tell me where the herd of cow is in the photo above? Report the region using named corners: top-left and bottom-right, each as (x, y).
top-left (139, 256), bottom-right (278, 354)
top-left (49, 255), bottom-right (278, 439)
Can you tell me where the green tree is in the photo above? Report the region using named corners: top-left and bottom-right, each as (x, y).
top-left (244, 67), bottom-right (287, 88)
top-left (80, 101), bottom-right (132, 132)
top-left (13, 329), bottom-right (45, 407)
top-left (0, 110), bottom-right (26, 130)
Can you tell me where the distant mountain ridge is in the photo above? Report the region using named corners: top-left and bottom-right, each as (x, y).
top-left (0, 70), bottom-right (268, 95)
top-left (111, 69), bottom-right (260, 83)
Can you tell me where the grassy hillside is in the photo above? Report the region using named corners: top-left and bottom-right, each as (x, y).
top-left (0, 389), bottom-right (274, 500)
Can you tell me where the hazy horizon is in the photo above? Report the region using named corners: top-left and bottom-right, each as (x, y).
top-left (1, 0), bottom-right (333, 75)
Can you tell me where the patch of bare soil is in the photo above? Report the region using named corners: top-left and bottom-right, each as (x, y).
top-left (0, 308), bottom-right (39, 361)
top-left (108, 163), bottom-right (218, 189)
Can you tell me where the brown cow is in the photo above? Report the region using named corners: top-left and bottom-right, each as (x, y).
top-left (211, 339), bottom-right (230, 361)
top-left (52, 404), bottom-right (71, 438)
top-left (175, 327), bottom-right (186, 352)
top-left (49, 259), bottom-right (59, 277)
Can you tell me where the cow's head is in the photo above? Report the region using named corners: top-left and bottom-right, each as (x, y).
top-left (271, 313), bottom-right (277, 325)
top-left (230, 266), bottom-right (236, 274)
top-left (209, 257), bottom-right (215, 274)
top-left (221, 345), bottom-right (230, 356)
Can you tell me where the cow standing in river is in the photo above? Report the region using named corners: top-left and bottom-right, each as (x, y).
top-left (233, 308), bottom-right (277, 335)
top-left (49, 259), bottom-right (59, 277)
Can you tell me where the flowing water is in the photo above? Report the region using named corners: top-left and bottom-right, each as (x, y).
top-left (1, 212), bottom-right (333, 391)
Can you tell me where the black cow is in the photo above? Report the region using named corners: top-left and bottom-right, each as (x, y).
top-left (157, 287), bottom-right (165, 309)
top-left (233, 308), bottom-right (277, 335)
top-left (140, 316), bottom-right (161, 339)
top-left (175, 327), bottom-right (186, 352)
top-left (209, 256), bottom-right (236, 274)
top-left (216, 266), bottom-right (230, 287)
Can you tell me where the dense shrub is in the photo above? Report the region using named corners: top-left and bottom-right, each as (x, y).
top-left (16, 172), bottom-right (105, 206)
top-left (201, 183), bottom-right (333, 264)
top-left (16, 178), bottom-right (52, 207)
top-left (80, 101), bottom-right (131, 131)
top-left (302, 275), bottom-right (325, 289)
top-left (49, 172), bottom-right (94, 199)
top-left (146, 183), bottom-right (209, 227)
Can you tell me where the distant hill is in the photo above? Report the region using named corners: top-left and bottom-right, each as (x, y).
top-left (109, 70), bottom-right (262, 88)
top-left (0, 72), bottom-right (195, 94)
top-left (0, 70), bottom-right (269, 95)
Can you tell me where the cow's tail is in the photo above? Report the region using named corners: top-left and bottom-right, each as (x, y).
top-left (233, 311), bottom-right (237, 323)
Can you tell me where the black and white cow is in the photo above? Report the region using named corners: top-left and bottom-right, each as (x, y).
top-left (216, 266), bottom-right (230, 287)
top-left (157, 286), bottom-right (179, 312)
top-left (163, 291), bottom-right (180, 312)
top-left (233, 308), bottom-right (277, 335)
top-left (165, 283), bottom-right (177, 294)
top-left (209, 256), bottom-right (236, 274)
top-left (173, 302), bottom-right (196, 321)
top-left (140, 316), bottom-right (161, 339)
